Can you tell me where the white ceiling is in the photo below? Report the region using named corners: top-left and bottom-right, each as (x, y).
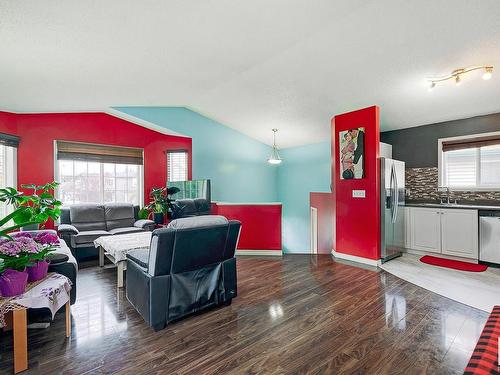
top-left (1, 0), bottom-right (500, 148)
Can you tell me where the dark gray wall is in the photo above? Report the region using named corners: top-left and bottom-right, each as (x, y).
top-left (381, 113), bottom-right (500, 167)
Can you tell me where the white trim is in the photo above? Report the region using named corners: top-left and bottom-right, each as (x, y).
top-left (331, 249), bottom-right (381, 267)
top-left (310, 206), bottom-right (318, 254)
top-left (236, 250), bottom-right (283, 256)
top-left (106, 108), bottom-right (191, 139)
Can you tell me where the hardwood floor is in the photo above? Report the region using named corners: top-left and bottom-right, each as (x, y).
top-left (0, 255), bottom-right (488, 374)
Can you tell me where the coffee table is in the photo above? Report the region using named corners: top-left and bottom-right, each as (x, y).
top-left (94, 232), bottom-right (152, 288)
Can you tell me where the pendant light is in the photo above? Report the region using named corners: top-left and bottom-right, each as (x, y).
top-left (267, 128), bottom-right (282, 165)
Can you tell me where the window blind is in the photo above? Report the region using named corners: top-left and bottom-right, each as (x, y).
top-left (166, 150), bottom-right (188, 182)
top-left (0, 132), bottom-right (20, 148)
top-left (442, 135), bottom-right (500, 152)
top-left (56, 141), bottom-right (143, 165)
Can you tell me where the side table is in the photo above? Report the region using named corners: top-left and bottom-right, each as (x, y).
top-left (0, 272), bottom-right (72, 373)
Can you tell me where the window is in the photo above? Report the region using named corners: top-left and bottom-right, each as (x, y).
top-left (167, 150), bottom-right (188, 182)
top-left (55, 141), bottom-right (143, 205)
top-left (0, 144), bottom-right (17, 219)
top-left (57, 160), bottom-right (142, 205)
top-left (440, 132), bottom-right (500, 190)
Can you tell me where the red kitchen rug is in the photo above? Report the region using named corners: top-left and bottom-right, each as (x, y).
top-left (420, 255), bottom-right (488, 272)
top-left (464, 306), bottom-right (500, 374)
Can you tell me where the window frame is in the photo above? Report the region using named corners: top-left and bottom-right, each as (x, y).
top-left (438, 131), bottom-right (500, 191)
top-left (166, 149), bottom-right (189, 182)
top-left (54, 141), bottom-right (144, 205)
top-left (0, 144), bottom-right (18, 222)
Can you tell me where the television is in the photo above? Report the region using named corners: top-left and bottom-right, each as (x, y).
top-left (167, 179), bottom-right (211, 202)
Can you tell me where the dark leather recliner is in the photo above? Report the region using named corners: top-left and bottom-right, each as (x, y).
top-left (126, 215), bottom-right (241, 331)
top-left (170, 198), bottom-right (211, 219)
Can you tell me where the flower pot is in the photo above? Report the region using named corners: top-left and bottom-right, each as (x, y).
top-left (0, 269), bottom-right (28, 297)
top-left (27, 260), bottom-right (49, 282)
top-left (21, 223), bottom-right (40, 231)
top-left (153, 212), bottom-right (164, 224)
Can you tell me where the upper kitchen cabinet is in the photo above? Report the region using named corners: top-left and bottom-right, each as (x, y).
top-left (440, 209), bottom-right (478, 259)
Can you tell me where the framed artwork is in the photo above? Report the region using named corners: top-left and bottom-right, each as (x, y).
top-left (339, 127), bottom-right (365, 179)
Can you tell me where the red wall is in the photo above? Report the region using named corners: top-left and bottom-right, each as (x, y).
top-left (310, 192), bottom-right (334, 254)
top-left (213, 203), bottom-right (282, 251)
top-left (0, 111), bottom-right (192, 208)
top-left (333, 106), bottom-right (380, 260)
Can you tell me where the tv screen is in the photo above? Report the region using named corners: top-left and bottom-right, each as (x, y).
top-left (167, 179), bottom-right (211, 202)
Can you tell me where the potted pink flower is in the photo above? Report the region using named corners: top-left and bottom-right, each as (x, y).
top-left (14, 232), bottom-right (58, 282)
top-left (0, 239), bottom-right (31, 297)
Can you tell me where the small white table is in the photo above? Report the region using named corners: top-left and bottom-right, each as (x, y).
top-left (94, 232), bottom-right (152, 288)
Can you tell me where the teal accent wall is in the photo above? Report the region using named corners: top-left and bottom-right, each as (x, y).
top-left (277, 141), bottom-right (331, 253)
top-left (114, 107), bottom-right (278, 203)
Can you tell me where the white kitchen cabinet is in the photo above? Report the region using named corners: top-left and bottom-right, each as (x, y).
top-left (410, 207), bottom-right (441, 253)
top-left (407, 206), bottom-right (478, 259)
top-left (441, 209), bottom-right (478, 259)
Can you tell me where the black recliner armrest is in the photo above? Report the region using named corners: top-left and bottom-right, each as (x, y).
top-left (57, 224), bottom-right (79, 234)
top-left (134, 219), bottom-right (155, 231)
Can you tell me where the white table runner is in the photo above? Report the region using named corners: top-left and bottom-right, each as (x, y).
top-left (0, 273), bottom-right (72, 328)
top-left (94, 232), bottom-right (152, 263)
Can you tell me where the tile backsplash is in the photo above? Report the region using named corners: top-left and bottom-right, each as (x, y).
top-left (405, 167), bottom-right (500, 203)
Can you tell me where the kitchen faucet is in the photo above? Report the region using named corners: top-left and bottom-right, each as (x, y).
top-left (437, 186), bottom-right (456, 204)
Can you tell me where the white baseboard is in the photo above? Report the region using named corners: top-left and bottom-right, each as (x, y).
top-left (331, 249), bottom-right (381, 267)
top-left (236, 250), bottom-right (283, 256)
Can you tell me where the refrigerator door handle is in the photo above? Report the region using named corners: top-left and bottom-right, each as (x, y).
top-left (392, 163), bottom-right (399, 224)
top-left (390, 163), bottom-right (396, 223)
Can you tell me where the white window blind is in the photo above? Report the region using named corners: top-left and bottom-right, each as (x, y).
top-left (167, 150), bottom-right (188, 182)
top-left (441, 137), bottom-right (500, 189)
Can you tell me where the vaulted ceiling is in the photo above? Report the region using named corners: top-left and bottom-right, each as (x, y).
top-left (1, 1), bottom-right (499, 148)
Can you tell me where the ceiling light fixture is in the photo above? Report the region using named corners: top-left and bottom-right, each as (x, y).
top-left (483, 66), bottom-right (493, 80)
top-left (267, 128), bottom-right (282, 165)
top-left (427, 65), bottom-right (493, 90)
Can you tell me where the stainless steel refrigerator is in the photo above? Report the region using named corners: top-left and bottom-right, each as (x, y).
top-left (380, 157), bottom-right (405, 262)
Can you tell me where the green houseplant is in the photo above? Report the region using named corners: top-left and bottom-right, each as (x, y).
top-left (140, 187), bottom-right (180, 224)
top-left (0, 181), bottom-right (62, 230)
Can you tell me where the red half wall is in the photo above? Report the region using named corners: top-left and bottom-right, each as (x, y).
top-left (333, 106), bottom-right (380, 260)
top-left (0, 111), bottom-right (192, 207)
top-left (213, 203), bottom-right (282, 251)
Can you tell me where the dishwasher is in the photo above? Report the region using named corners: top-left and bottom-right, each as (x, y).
top-left (479, 210), bottom-right (500, 265)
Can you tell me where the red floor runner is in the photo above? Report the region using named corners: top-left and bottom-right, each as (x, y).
top-left (420, 255), bottom-right (488, 272)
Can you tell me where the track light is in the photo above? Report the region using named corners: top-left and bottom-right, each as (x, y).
top-left (426, 65), bottom-right (493, 90)
top-left (483, 67), bottom-right (493, 80)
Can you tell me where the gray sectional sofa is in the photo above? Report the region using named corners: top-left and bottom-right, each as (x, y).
top-left (58, 203), bottom-right (155, 257)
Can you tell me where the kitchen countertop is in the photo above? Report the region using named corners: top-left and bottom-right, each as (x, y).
top-left (405, 202), bottom-right (500, 211)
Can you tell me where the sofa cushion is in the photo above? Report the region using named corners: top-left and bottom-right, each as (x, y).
top-left (72, 230), bottom-right (110, 245)
top-left (168, 215), bottom-right (228, 230)
top-left (108, 227), bottom-right (144, 235)
top-left (105, 203), bottom-right (135, 230)
top-left (70, 204), bottom-right (107, 231)
top-left (127, 248), bottom-right (149, 269)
